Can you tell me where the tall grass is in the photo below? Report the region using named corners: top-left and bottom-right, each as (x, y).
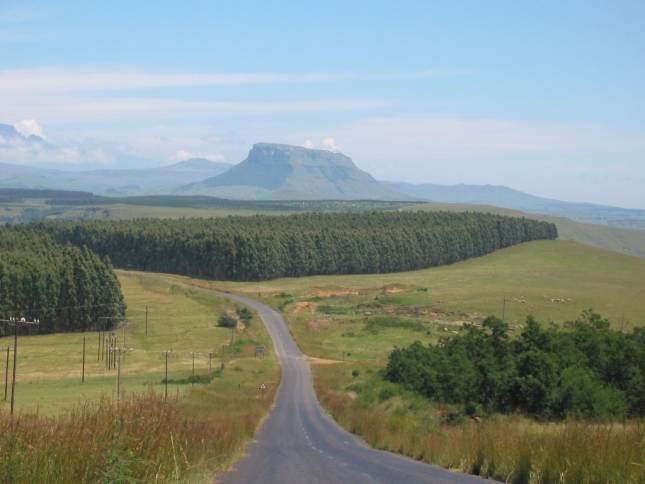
top-left (314, 366), bottom-right (645, 483)
top-left (0, 389), bottom-right (275, 483)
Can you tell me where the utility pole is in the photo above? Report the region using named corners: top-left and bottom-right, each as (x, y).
top-left (164, 350), bottom-right (170, 401)
top-left (208, 352), bottom-right (213, 372)
top-left (502, 297), bottom-right (507, 322)
top-left (11, 323), bottom-right (17, 414)
top-left (0, 317), bottom-right (40, 415)
top-left (112, 334), bottom-right (117, 369)
top-left (116, 348), bottom-right (121, 405)
top-left (97, 331), bottom-right (102, 361)
top-left (4, 345), bottom-right (9, 401)
top-left (81, 335), bottom-right (86, 383)
top-left (104, 335), bottom-right (109, 369)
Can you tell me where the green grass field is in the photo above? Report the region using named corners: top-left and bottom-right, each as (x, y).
top-left (200, 240), bottom-right (645, 363)
top-left (0, 270), bottom-right (278, 415)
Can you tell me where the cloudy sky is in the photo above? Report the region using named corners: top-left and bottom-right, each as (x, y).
top-left (1, 1), bottom-right (644, 208)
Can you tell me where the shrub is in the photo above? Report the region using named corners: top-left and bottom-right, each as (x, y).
top-left (217, 314), bottom-right (237, 328)
top-left (385, 312), bottom-right (643, 419)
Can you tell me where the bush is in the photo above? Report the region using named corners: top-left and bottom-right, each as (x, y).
top-left (378, 387), bottom-right (396, 401)
top-left (385, 312), bottom-right (644, 419)
top-left (236, 307), bottom-right (253, 327)
top-left (550, 366), bottom-right (627, 419)
top-left (217, 314), bottom-right (237, 328)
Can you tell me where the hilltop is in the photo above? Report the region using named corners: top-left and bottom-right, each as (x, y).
top-left (180, 143), bottom-right (409, 200)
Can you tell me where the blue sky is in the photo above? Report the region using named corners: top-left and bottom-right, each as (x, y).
top-left (1, 0), bottom-right (644, 207)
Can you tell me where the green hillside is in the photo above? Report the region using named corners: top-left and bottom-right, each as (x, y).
top-left (404, 202), bottom-right (645, 258)
top-left (214, 240), bottom-right (645, 332)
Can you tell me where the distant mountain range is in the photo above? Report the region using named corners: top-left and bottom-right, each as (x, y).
top-left (0, 158), bottom-right (232, 196)
top-left (1, 139), bottom-right (643, 229)
top-left (387, 182), bottom-right (645, 230)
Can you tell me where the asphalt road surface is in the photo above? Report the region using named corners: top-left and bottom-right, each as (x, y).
top-left (217, 291), bottom-right (488, 484)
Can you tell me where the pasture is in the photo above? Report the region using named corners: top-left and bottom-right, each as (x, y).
top-left (0, 270), bottom-right (278, 415)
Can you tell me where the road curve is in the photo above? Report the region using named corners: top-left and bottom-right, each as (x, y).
top-left (217, 291), bottom-right (488, 484)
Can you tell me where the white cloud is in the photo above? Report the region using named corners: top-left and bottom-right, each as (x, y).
top-left (314, 116), bottom-right (645, 208)
top-left (322, 137), bottom-right (342, 152)
top-left (327, 117), bottom-right (645, 160)
top-left (303, 139), bottom-right (314, 149)
top-left (0, 68), bottom-right (461, 94)
top-left (0, 97), bottom-right (392, 123)
top-left (14, 119), bottom-right (44, 138)
top-left (174, 150), bottom-right (225, 162)
top-left (0, 69), bottom-right (358, 94)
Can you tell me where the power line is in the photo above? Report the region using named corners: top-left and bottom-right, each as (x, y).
top-left (0, 317), bottom-right (40, 415)
top-left (1, 301), bottom-right (124, 315)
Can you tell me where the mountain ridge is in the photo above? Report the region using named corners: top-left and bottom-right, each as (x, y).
top-left (386, 181), bottom-right (645, 230)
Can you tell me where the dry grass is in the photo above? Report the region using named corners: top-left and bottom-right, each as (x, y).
top-left (314, 364), bottom-right (645, 483)
top-left (0, 379), bottom-right (279, 483)
top-left (0, 270), bottom-right (281, 482)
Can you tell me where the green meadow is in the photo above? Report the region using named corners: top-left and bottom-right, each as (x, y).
top-left (0, 270), bottom-right (278, 415)
top-left (196, 240), bottom-right (645, 365)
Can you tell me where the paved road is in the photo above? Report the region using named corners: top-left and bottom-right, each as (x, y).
top-left (217, 292), bottom-right (488, 484)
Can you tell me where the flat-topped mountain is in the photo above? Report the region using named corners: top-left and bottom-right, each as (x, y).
top-left (180, 143), bottom-right (408, 200)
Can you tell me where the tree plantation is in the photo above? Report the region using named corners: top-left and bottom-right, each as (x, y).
top-left (39, 211), bottom-right (556, 281)
top-left (385, 311), bottom-right (645, 419)
top-left (0, 228), bottom-right (125, 335)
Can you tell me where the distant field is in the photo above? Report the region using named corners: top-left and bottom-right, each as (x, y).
top-left (0, 196), bottom-right (415, 223)
top-left (4, 195), bottom-right (643, 261)
top-left (0, 271), bottom-right (278, 415)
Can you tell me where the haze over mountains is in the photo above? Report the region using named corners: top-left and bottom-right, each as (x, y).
top-left (0, 158), bottom-right (232, 196)
top-left (387, 182), bottom-right (645, 230)
top-left (1, 137), bottom-right (644, 230)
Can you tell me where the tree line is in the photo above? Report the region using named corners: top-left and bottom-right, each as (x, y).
top-left (385, 311), bottom-right (644, 419)
top-left (0, 227), bottom-right (125, 336)
top-left (36, 211), bottom-right (557, 281)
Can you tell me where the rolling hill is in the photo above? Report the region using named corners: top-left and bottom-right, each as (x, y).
top-left (180, 143), bottom-right (410, 200)
top-left (387, 181), bottom-right (645, 230)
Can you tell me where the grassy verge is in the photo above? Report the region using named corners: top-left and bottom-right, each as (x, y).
top-left (313, 363), bottom-right (644, 483)
top-left (0, 270), bottom-right (280, 481)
